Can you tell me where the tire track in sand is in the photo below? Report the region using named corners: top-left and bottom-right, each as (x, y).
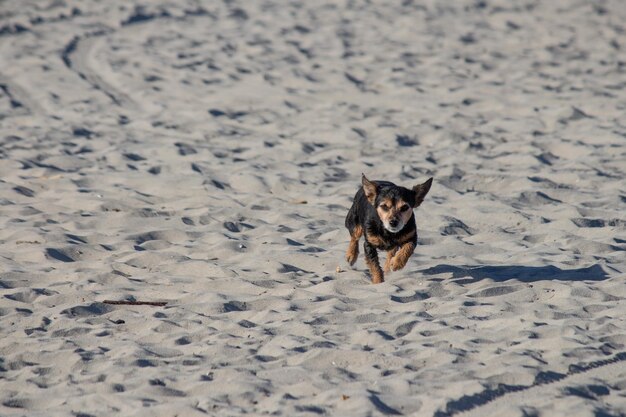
top-left (0, 72), bottom-right (44, 116)
top-left (59, 7), bottom-right (215, 112)
top-left (61, 31), bottom-right (138, 109)
top-left (434, 351), bottom-right (626, 417)
top-left (0, 76), bottom-right (29, 116)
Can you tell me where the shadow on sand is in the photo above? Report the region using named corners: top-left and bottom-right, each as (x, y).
top-left (420, 263), bottom-right (609, 283)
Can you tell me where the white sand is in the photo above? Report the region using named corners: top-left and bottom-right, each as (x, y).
top-left (1, 0), bottom-right (625, 416)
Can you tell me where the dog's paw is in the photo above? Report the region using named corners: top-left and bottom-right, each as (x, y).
top-left (389, 257), bottom-right (407, 271)
top-left (371, 273), bottom-right (385, 284)
top-left (346, 252), bottom-right (358, 266)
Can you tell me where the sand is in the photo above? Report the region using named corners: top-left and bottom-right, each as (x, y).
top-left (1, 0), bottom-right (625, 416)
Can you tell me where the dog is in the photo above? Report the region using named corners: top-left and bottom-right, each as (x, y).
top-left (345, 174), bottom-right (433, 283)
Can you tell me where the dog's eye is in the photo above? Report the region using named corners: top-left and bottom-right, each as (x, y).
top-left (379, 204), bottom-right (389, 211)
top-left (400, 204), bottom-right (410, 212)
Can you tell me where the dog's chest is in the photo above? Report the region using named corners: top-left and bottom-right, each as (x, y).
top-left (365, 229), bottom-right (403, 251)
top-left (365, 223), bottom-right (415, 251)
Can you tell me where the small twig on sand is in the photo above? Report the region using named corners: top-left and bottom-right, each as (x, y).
top-left (102, 300), bottom-right (167, 307)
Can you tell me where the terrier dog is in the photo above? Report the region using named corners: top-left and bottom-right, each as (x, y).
top-left (345, 175), bottom-right (433, 283)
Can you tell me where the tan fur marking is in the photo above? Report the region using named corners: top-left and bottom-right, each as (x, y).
top-left (395, 199), bottom-right (413, 226)
top-left (362, 175), bottom-right (378, 205)
top-left (389, 241), bottom-right (415, 271)
top-left (376, 197), bottom-right (395, 224)
top-left (412, 178), bottom-right (433, 207)
top-left (377, 198), bottom-right (414, 231)
top-left (366, 233), bottom-right (385, 247)
top-left (398, 228), bottom-right (416, 245)
top-left (365, 256), bottom-right (384, 284)
top-left (346, 224), bottom-right (363, 265)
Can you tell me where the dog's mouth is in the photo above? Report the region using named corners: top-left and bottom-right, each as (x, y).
top-left (383, 222), bottom-right (404, 233)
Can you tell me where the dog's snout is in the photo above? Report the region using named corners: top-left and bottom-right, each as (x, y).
top-left (389, 219), bottom-right (399, 228)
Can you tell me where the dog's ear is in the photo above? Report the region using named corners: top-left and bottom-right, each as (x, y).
top-left (362, 174), bottom-right (378, 205)
top-left (412, 177), bottom-right (433, 207)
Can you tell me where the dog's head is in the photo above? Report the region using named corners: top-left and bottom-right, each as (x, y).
top-left (362, 174), bottom-right (433, 233)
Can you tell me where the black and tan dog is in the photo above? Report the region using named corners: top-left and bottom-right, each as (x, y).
top-left (345, 175), bottom-right (433, 283)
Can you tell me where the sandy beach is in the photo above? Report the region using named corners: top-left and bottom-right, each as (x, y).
top-left (1, 0), bottom-right (625, 415)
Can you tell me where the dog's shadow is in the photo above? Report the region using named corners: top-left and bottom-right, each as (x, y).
top-left (419, 263), bottom-right (610, 284)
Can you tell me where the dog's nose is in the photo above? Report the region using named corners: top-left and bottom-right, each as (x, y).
top-left (389, 219), bottom-right (399, 228)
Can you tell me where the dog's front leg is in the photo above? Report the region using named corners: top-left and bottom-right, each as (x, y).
top-left (384, 247), bottom-right (398, 273)
top-left (389, 241), bottom-right (415, 271)
top-left (363, 240), bottom-right (384, 284)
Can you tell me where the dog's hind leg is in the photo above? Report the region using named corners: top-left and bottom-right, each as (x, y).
top-left (346, 224), bottom-right (362, 266)
top-left (345, 204), bottom-right (362, 266)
